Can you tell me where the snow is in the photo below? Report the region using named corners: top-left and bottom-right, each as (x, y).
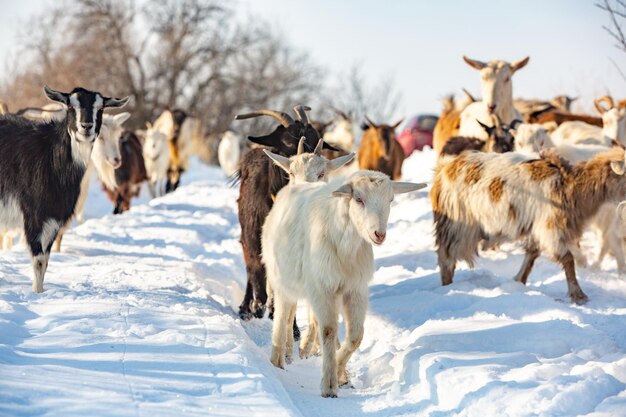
top-left (1, 150), bottom-right (626, 417)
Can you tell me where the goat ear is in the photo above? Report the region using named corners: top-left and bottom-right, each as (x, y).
top-left (610, 160), bottom-right (626, 176)
top-left (322, 141), bottom-right (340, 151)
top-left (44, 85), bottom-right (68, 105)
top-left (328, 153), bottom-right (356, 171)
top-left (135, 129), bottom-right (147, 144)
top-left (391, 119), bottom-right (404, 130)
top-left (476, 119), bottom-right (492, 133)
top-left (263, 149), bottom-right (291, 173)
top-left (332, 183), bottom-right (353, 198)
top-left (113, 112), bottom-right (131, 125)
top-left (103, 95), bottom-right (130, 109)
top-left (510, 56), bottom-right (530, 73)
top-left (463, 56), bottom-right (487, 70)
top-left (392, 182), bottom-right (427, 194)
top-left (145, 121), bottom-right (153, 129)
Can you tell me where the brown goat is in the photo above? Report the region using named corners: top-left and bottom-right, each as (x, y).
top-left (105, 131), bottom-right (147, 214)
top-left (432, 145), bottom-right (626, 304)
top-left (433, 90), bottom-right (477, 155)
top-left (358, 117), bottom-right (405, 179)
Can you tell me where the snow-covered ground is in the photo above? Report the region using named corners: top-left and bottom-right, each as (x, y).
top-left (1, 150), bottom-right (626, 417)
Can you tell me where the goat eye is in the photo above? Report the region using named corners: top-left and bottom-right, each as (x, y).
top-left (318, 173), bottom-right (324, 179)
top-left (355, 197), bottom-right (364, 205)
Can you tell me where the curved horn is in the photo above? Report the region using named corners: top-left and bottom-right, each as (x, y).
top-left (234, 109), bottom-right (294, 128)
top-left (297, 136), bottom-right (306, 155)
top-left (594, 96), bottom-right (615, 115)
top-left (293, 105), bottom-right (311, 124)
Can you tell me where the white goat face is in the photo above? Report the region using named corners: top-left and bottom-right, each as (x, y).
top-left (464, 56), bottom-right (529, 115)
top-left (602, 107), bottom-right (626, 143)
top-left (144, 128), bottom-right (168, 160)
top-left (332, 172), bottom-right (427, 246)
top-left (288, 154), bottom-right (330, 184)
top-left (93, 124), bottom-right (122, 169)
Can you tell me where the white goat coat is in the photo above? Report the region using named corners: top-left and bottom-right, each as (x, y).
top-left (218, 131), bottom-right (242, 177)
top-left (262, 179), bottom-right (374, 303)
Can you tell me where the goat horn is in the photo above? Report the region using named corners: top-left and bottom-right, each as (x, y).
top-left (297, 136), bottom-right (306, 155)
top-left (462, 88), bottom-right (477, 102)
top-left (365, 116), bottom-right (377, 128)
top-left (314, 138), bottom-right (324, 156)
top-left (594, 96), bottom-right (614, 114)
top-left (599, 95), bottom-right (615, 109)
top-left (293, 105), bottom-right (311, 124)
top-left (234, 110), bottom-right (294, 128)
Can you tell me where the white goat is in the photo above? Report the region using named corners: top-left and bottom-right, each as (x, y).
top-left (323, 112), bottom-right (355, 152)
top-left (551, 96), bottom-right (626, 146)
top-left (513, 123), bottom-right (554, 154)
top-left (53, 112), bottom-right (129, 251)
top-left (458, 56), bottom-right (529, 140)
top-left (262, 170), bottom-right (424, 397)
top-left (143, 123), bottom-right (170, 197)
top-left (218, 131), bottom-right (245, 177)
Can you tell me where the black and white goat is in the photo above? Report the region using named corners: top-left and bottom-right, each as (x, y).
top-left (0, 86), bottom-right (129, 292)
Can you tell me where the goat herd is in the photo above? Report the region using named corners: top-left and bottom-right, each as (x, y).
top-left (1, 54), bottom-right (626, 398)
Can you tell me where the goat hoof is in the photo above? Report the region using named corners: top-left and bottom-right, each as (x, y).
top-left (321, 391), bottom-right (338, 398)
top-left (238, 309), bottom-right (254, 321)
top-left (570, 291), bottom-right (589, 305)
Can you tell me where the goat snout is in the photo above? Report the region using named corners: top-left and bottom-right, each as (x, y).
top-left (80, 122), bottom-right (94, 130)
top-left (487, 104), bottom-right (497, 113)
top-left (110, 157), bottom-right (122, 168)
top-left (373, 230), bottom-right (386, 244)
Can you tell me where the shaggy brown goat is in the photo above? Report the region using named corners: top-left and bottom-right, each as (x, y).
top-left (358, 117), bottom-right (405, 179)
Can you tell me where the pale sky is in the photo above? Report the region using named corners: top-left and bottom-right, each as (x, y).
top-left (1, 0), bottom-right (624, 119)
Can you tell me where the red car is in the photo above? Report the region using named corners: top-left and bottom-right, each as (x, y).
top-left (396, 114), bottom-right (439, 156)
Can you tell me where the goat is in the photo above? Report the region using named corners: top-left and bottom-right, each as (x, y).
top-left (514, 95), bottom-right (578, 121)
top-left (262, 170), bottom-right (424, 397)
top-left (512, 123), bottom-right (554, 154)
top-left (263, 137), bottom-right (355, 359)
top-left (218, 131), bottom-right (246, 177)
top-left (357, 117), bottom-right (405, 179)
top-left (433, 89), bottom-right (477, 154)
top-left (142, 123), bottom-right (170, 198)
top-left (322, 110), bottom-right (355, 152)
top-left (234, 105), bottom-right (338, 324)
top-left (458, 56), bottom-right (529, 140)
top-left (541, 142), bottom-right (626, 272)
top-left (16, 103), bottom-right (66, 122)
top-left (431, 145), bottom-right (626, 304)
top-left (153, 109), bottom-right (193, 193)
top-left (440, 117), bottom-right (518, 156)
top-left (551, 96), bottom-right (626, 146)
top-left (53, 112), bottom-right (129, 251)
top-left (104, 131), bottom-right (147, 214)
top-left (0, 86), bottom-right (128, 292)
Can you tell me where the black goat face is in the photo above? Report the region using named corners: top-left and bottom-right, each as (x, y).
top-left (44, 85), bottom-right (129, 143)
top-left (248, 122), bottom-right (338, 157)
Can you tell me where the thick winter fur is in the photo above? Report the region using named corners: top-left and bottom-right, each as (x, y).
top-left (104, 131), bottom-right (147, 214)
top-left (53, 113), bottom-right (129, 251)
top-left (0, 86), bottom-right (129, 292)
top-left (357, 118), bottom-right (405, 179)
top-left (458, 56), bottom-right (529, 140)
top-left (142, 125), bottom-right (170, 198)
top-left (432, 146), bottom-right (626, 304)
top-left (262, 170), bottom-right (424, 397)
